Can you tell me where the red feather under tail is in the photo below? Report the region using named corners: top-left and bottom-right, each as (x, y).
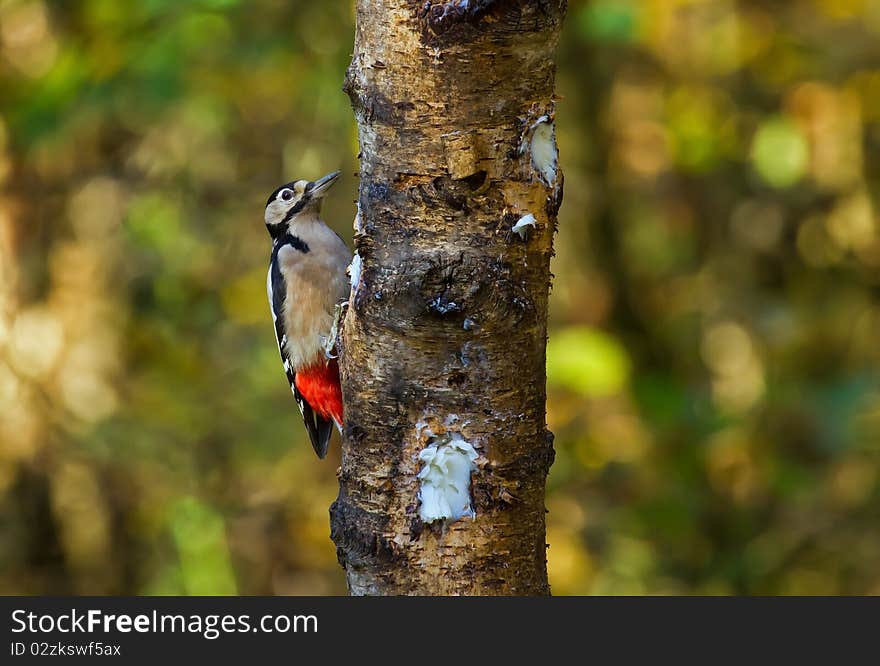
top-left (295, 359), bottom-right (343, 427)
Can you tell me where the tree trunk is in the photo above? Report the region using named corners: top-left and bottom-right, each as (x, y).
top-left (331, 0), bottom-right (566, 595)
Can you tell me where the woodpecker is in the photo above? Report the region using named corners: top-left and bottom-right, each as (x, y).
top-left (264, 171), bottom-right (349, 458)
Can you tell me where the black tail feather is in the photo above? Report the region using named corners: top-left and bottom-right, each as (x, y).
top-left (313, 416), bottom-right (333, 459)
top-left (301, 401), bottom-right (332, 458)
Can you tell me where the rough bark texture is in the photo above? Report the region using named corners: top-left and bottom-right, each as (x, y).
top-left (330, 0), bottom-right (566, 595)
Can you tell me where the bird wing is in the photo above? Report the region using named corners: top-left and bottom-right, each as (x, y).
top-left (267, 249), bottom-right (333, 459)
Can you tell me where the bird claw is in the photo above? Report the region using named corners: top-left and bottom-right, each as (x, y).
top-left (322, 300), bottom-right (348, 359)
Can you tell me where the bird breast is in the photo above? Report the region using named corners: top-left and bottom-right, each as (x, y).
top-left (278, 224), bottom-right (350, 370)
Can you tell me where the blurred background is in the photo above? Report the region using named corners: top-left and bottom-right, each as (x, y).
top-left (0, 0), bottom-right (878, 595)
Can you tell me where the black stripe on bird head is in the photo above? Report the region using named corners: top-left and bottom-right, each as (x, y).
top-left (281, 197), bottom-right (311, 225)
top-left (266, 181), bottom-right (297, 208)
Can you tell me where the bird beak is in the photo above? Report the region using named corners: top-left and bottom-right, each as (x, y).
top-left (308, 171), bottom-right (341, 198)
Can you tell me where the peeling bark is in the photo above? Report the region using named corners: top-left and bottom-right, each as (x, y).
top-left (331, 0), bottom-right (566, 596)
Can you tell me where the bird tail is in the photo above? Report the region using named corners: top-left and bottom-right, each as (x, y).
top-left (295, 359), bottom-right (344, 457)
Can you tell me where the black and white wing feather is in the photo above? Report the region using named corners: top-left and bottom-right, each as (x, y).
top-left (267, 244), bottom-right (333, 458)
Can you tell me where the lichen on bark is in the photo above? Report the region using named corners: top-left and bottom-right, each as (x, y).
top-left (330, 0), bottom-right (566, 596)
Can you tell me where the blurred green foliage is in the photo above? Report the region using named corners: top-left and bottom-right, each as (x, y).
top-left (1, 0), bottom-right (879, 595)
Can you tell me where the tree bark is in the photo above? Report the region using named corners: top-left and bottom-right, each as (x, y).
top-left (331, 0), bottom-right (566, 595)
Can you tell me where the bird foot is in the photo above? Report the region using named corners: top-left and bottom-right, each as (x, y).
top-left (322, 300), bottom-right (348, 360)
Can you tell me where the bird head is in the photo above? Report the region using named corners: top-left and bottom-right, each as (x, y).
top-left (264, 170), bottom-right (340, 239)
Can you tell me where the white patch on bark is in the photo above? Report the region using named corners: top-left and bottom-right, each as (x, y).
top-left (529, 118), bottom-right (558, 187)
top-left (348, 251), bottom-right (362, 289)
top-left (353, 203), bottom-right (363, 233)
top-left (512, 213), bottom-right (536, 239)
top-left (417, 432), bottom-right (478, 523)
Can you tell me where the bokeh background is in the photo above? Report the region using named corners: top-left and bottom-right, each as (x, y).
top-left (1, 0), bottom-right (878, 595)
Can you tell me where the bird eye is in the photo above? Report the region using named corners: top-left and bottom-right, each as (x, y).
top-left (281, 189), bottom-right (294, 201)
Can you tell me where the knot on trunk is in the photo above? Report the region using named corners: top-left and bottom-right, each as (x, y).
top-left (416, 0), bottom-right (498, 38)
